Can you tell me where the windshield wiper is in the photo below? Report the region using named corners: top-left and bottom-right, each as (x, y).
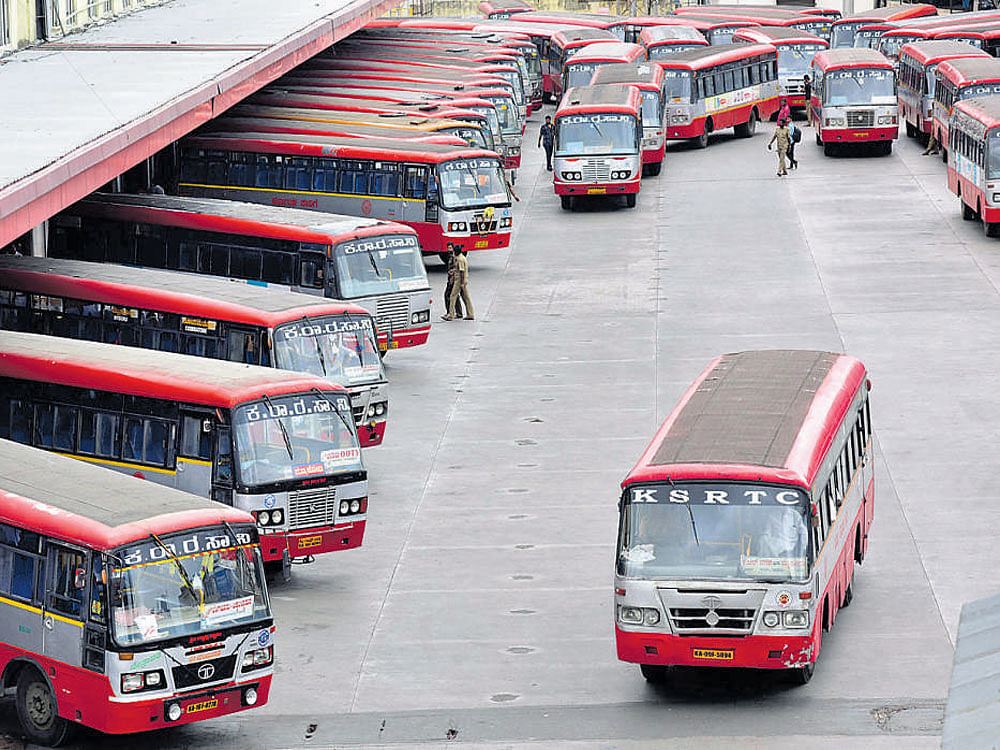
top-left (367, 250), bottom-right (384, 278)
top-left (299, 315), bottom-right (327, 376)
top-left (148, 533), bottom-right (200, 603)
top-left (261, 393), bottom-right (294, 461)
top-left (462, 161), bottom-right (485, 197)
top-left (311, 387), bottom-right (356, 437)
top-left (590, 119), bottom-right (607, 141)
top-left (667, 476), bottom-right (700, 545)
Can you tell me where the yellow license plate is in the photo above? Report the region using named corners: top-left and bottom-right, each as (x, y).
top-left (475, 240), bottom-right (488, 249)
top-left (854, 132), bottom-right (869, 138)
top-left (186, 700), bottom-right (218, 714)
top-left (378, 343), bottom-right (388, 351)
top-left (587, 188), bottom-right (606, 194)
top-left (298, 535), bottom-right (322, 549)
top-left (692, 648), bottom-right (733, 661)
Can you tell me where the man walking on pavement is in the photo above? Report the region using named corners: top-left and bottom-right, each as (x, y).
top-left (538, 115), bottom-right (555, 171)
top-left (442, 249), bottom-right (474, 321)
top-left (442, 243), bottom-right (464, 319)
top-left (768, 118), bottom-right (790, 176)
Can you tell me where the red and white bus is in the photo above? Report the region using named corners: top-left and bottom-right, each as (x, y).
top-left (178, 133), bottom-right (513, 259)
top-left (589, 62), bottom-right (667, 176)
top-left (562, 41), bottom-right (645, 93)
top-left (947, 95), bottom-right (1000, 236)
top-left (508, 10), bottom-right (627, 40)
top-left (616, 350), bottom-right (874, 685)
top-left (638, 25), bottom-right (709, 60)
top-left (810, 48), bottom-right (898, 155)
top-left (829, 4), bottom-right (937, 49)
top-left (544, 28), bottom-right (619, 101)
top-left (641, 16), bottom-right (761, 46)
top-left (478, 0), bottom-right (532, 20)
top-left (871, 10), bottom-right (1000, 59)
top-left (897, 41), bottom-right (988, 139)
top-left (678, 10), bottom-right (834, 42)
top-left (47, 193), bottom-right (432, 353)
top-left (0, 256), bottom-right (390, 447)
top-left (553, 85), bottom-right (641, 210)
top-left (0, 439), bottom-right (273, 744)
top-left (733, 26), bottom-right (827, 110)
top-left (935, 23), bottom-right (1000, 58)
top-left (932, 57), bottom-right (1000, 161)
top-left (656, 43), bottom-right (781, 149)
top-left (208, 116), bottom-right (467, 148)
top-left (0, 330), bottom-right (368, 574)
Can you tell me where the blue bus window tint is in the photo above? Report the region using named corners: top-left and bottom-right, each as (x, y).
top-left (53, 406), bottom-right (76, 451)
top-left (8, 399), bottom-right (29, 443)
top-left (180, 415), bottom-right (213, 459)
top-left (262, 252), bottom-right (295, 285)
top-left (10, 552), bottom-right (36, 600)
top-left (49, 547), bottom-right (85, 618)
top-left (33, 403), bottom-right (55, 448)
top-left (178, 242), bottom-right (197, 271)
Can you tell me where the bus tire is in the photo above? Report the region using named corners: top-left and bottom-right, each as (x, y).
top-left (906, 121), bottom-right (916, 138)
top-left (842, 575), bottom-right (854, 608)
top-left (438, 252), bottom-right (451, 266)
top-left (823, 142), bottom-right (834, 157)
top-left (788, 660), bottom-right (815, 685)
top-left (694, 120), bottom-right (712, 149)
top-left (735, 109), bottom-right (757, 138)
top-left (16, 668), bottom-right (70, 747)
top-left (640, 664), bottom-right (667, 683)
top-left (963, 201), bottom-right (977, 221)
top-left (985, 218), bottom-right (1000, 238)
top-left (560, 195), bottom-right (573, 210)
top-left (942, 149), bottom-right (948, 164)
top-left (624, 193), bottom-right (637, 208)
top-left (647, 161), bottom-right (662, 177)
top-left (880, 141), bottom-right (892, 156)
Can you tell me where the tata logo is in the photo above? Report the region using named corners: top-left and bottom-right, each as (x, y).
top-left (701, 595), bottom-right (722, 611)
top-left (197, 664), bottom-right (216, 681)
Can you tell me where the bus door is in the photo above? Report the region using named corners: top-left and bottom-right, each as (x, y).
top-left (212, 421), bottom-right (235, 506)
top-left (43, 543), bottom-right (88, 667)
top-left (177, 409), bottom-right (215, 497)
top-left (298, 249), bottom-right (327, 298)
top-left (228, 326), bottom-right (265, 365)
top-left (402, 164), bottom-right (432, 225)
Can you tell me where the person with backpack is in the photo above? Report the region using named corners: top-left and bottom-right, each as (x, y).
top-left (787, 119), bottom-right (802, 169)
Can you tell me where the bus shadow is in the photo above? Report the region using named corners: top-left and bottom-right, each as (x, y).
top-left (666, 132), bottom-right (743, 153)
top-left (563, 195), bottom-right (636, 213)
top-left (812, 142), bottom-right (894, 158)
top-left (644, 666), bottom-right (799, 702)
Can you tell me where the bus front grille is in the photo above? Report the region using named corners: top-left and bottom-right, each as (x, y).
top-left (352, 404), bottom-right (366, 425)
top-left (470, 218), bottom-right (498, 234)
top-left (375, 295), bottom-right (409, 334)
top-left (846, 110), bottom-right (875, 128)
top-left (583, 160), bottom-right (611, 182)
top-left (668, 607), bottom-right (755, 633)
top-left (172, 655), bottom-right (237, 690)
top-left (288, 485), bottom-right (337, 529)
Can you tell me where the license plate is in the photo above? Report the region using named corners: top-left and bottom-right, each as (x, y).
top-left (854, 132), bottom-right (869, 138)
top-left (378, 343), bottom-right (388, 352)
top-left (587, 188), bottom-right (606, 194)
top-left (186, 699), bottom-right (218, 714)
top-left (298, 535), bottom-right (322, 549)
top-left (475, 240), bottom-right (488, 249)
top-left (691, 648), bottom-right (733, 661)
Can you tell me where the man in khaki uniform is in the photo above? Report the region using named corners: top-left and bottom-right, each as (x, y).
top-left (442, 249), bottom-right (474, 321)
top-left (768, 119), bottom-right (790, 177)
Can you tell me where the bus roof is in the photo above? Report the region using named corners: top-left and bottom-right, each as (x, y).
top-left (938, 25), bottom-right (1000, 41)
top-left (259, 87), bottom-right (498, 112)
top-left (551, 27), bottom-right (619, 46)
top-left (556, 84), bottom-right (641, 115)
top-left (247, 93), bottom-right (490, 122)
top-left (0, 256), bottom-right (374, 326)
top-left (0, 440), bottom-right (255, 551)
top-left (937, 56), bottom-right (1000, 86)
top-left (899, 40), bottom-right (990, 67)
top-left (230, 104), bottom-right (476, 132)
top-left (654, 43), bottom-right (778, 71)
top-left (511, 11), bottom-right (625, 29)
top-left (638, 25), bottom-right (708, 45)
top-left (276, 77), bottom-right (515, 102)
top-left (589, 62), bottom-right (665, 88)
top-left (475, 20), bottom-right (585, 39)
top-left (834, 4), bottom-right (937, 23)
top-left (185, 131), bottom-right (499, 163)
top-left (811, 47), bottom-right (894, 71)
top-left (565, 41), bottom-right (644, 63)
top-left (732, 26), bottom-right (827, 45)
top-left (64, 193), bottom-right (411, 245)
top-left (622, 350), bottom-right (868, 490)
top-left (207, 116), bottom-right (469, 146)
top-left (953, 95), bottom-right (1000, 128)
top-left (0, 330), bottom-right (347, 408)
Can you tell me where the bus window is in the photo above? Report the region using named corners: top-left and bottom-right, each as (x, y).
top-left (47, 545), bottom-right (86, 619)
top-left (299, 254), bottom-right (325, 290)
top-left (89, 555), bottom-right (106, 622)
top-left (228, 329), bottom-right (260, 365)
top-left (181, 413), bottom-right (213, 460)
top-left (79, 409), bottom-right (120, 458)
top-left (404, 166), bottom-right (427, 198)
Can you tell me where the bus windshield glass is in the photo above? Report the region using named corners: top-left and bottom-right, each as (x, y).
top-left (879, 35), bottom-right (918, 58)
top-left (468, 106), bottom-right (503, 143)
top-left (556, 113), bottom-right (637, 155)
top-left (960, 82), bottom-right (1000, 100)
top-left (824, 68), bottom-right (895, 106)
top-left (662, 70), bottom-right (692, 103)
top-left (831, 22), bottom-right (861, 48)
top-left (447, 125), bottom-right (490, 149)
top-left (495, 69), bottom-right (524, 103)
top-left (332, 234), bottom-right (428, 298)
top-left (641, 91), bottom-right (662, 127)
top-left (272, 316), bottom-right (383, 386)
top-left (989, 130), bottom-right (1000, 180)
top-left (566, 62), bottom-right (602, 89)
top-left (233, 392), bottom-right (361, 488)
top-left (486, 97), bottom-right (518, 131)
top-left (776, 44), bottom-right (825, 74)
top-left (111, 527), bottom-right (270, 647)
top-left (438, 157), bottom-right (510, 210)
top-left (649, 44), bottom-right (705, 59)
top-left (617, 484), bottom-right (811, 582)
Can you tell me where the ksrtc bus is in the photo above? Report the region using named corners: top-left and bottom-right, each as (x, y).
top-left (207, 116), bottom-right (467, 148)
top-left (656, 43), bottom-right (781, 149)
top-left (935, 23), bottom-right (1000, 58)
top-left (0, 331), bottom-right (368, 573)
top-left (553, 85), bottom-right (642, 210)
top-left (561, 41), bottom-right (645, 93)
top-left (545, 28), bottom-right (619, 100)
top-left (508, 10), bottom-right (628, 40)
top-left (948, 95), bottom-right (1000, 236)
top-left (897, 41), bottom-right (988, 139)
top-left (616, 350), bottom-right (873, 685)
top-left (674, 9), bottom-right (834, 41)
top-left (478, 0), bottom-right (532, 20)
top-left (47, 193), bottom-right (432, 353)
top-left (732, 26), bottom-right (828, 109)
top-left (932, 57), bottom-right (1000, 159)
top-left (0, 440), bottom-right (273, 743)
top-left (658, 17), bottom-right (763, 45)
top-left (638, 25), bottom-right (709, 60)
top-left (0, 255), bottom-right (390, 447)
top-left (829, 4), bottom-right (937, 49)
top-left (589, 62), bottom-right (667, 175)
top-left (177, 133), bottom-right (513, 259)
top-left (810, 48), bottom-right (898, 155)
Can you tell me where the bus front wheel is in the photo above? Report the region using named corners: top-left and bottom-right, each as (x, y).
top-left (624, 193), bottom-right (637, 208)
top-left (985, 218), bottom-right (1000, 238)
top-left (788, 660), bottom-right (815, 685)
top-left (963, 201), bottom-right (977, 221)
top-left (640, 664), bottom-right (667, 683)
top-left (560, 195), bottom-right (573, 210)
top-left (16, 668), bottom-right (71, 747)
top-left (646, 161), bottom-right (662, 177)
top-left (694, 122), bottom-right (711, 149)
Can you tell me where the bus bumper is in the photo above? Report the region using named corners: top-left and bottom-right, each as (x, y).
top-left (259, 521), bottom-right (366, 562)
top-left (555, 180), bottom-right (640, 196)
top-left (641, 144), bottom-right (666, 165)
top-left (359, 418), bottom-right (387, 448)
top-left (442, 232), bottom-right (512, 253)
top-left (378, 325), bottom-right (431, 352)
top-left (615, 626), bottom-right (816, 670)
top-left (666, 122), bottom-right (700, 139)
top-left (820, 125), bottom-right (898, 142)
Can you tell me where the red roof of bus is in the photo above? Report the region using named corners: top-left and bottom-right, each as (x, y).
top-left (565, 41), bottom-right (644, 63)
top-left (655, 43), bottom-right (778, 72)
top-left (622, 351), bottom-right (868, 490)
top-left (811, 47), bottom-right (894, 71)
top-left (833, 4), bottom-right (937, 24)
top-left (937, 24), bottom-right (1000, 41)
top-left (555, 84), bottom-right (641, 117)
top-left (649, 16), bottom-right (761, 32)
top-left (936, 56), bottom-right (1000, 87)
top-left (509, 11), bottom-right (625, 31)
top-left (638, 25), bottom-right (709, 47)
top-left (474, 20), bottom-right (582, 39)
top-left (589, 61), bottom-right (665, 90)
top-left (953, 95), bottom-right (1000, 129)
top-left (551, 27), bottom-right (618, 48)
top-left (732, 26), bottom-right (827, 46)
top-left (211, 116), bottom-right (468, 146)
top-left (0, 331), bottom-right (347, 409)
top-left (899, 40), bottom-right (990, 67)
top-left (258, 87), bottom-right (499, 114)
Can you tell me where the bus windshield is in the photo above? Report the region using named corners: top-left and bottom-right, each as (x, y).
top-left (556, 113), bottom-right (637, 155)
top-left (831, 22), bottom-right (861, 48)
top-left (566, 62), bottom-right (602, 89)
top-left (272, 315), bottom-right (383, 386)
top-left (617, 484), bottom-right (811, 582)
top-left (641, 91), bottom-right (662, 127)
top-left (331, 234), bottom-right (428, 298)
top-left (824, 68), bottom-right (895, 106)
top-left (989, 130), bottom-right (1000, 180)
top-left (468, 106), bottom-right (503, 143)
top-left (648, 44), bottom-right (705, 59)
top-left (497, 69), bottom-right (525, 104)
top-left (662, 70), bottom-right (692, 103)
top-left (447, 125), bottom-right (491, 149)
top-left (233, 392), bottom-right (362, 488)
top-left (438, 157), bottom-right (510, 210)
top-left (879, 35), bottom-right (917, 59)
top-left (485, 96), bottom-right (519, 131)
top-left (960, 82), bottom-right (1000, 100)
top-left (776, 44), bottom-right (825, 75)
top-left (111, 527), bottom-right (270, 647)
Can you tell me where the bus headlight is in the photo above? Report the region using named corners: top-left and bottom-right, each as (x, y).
top-left (121, 669), bottom-right (166, 693)
top-left (643, 608), bottom-right (661, 626)
top-left (411, 310), bottom-right (430, 324)
top-left (561, 171), bottom-right (582, 181)
top-left (241, 646), bottom-right (274, 672)
top-left (257, 511), bottom-right (270, 526)
top-left (367, 402), bottom-right (387, 418)
top-left (121, 673), bottom-right (144, 693)
top-left (612, 171), bottom-right (632, 180)
top-left (447, 222), bottom-right (467, 232)
top-left (500, 217), bottom-right (512, 228)
top-left (340, 500), bottom-right (350, 515)
top-left (671, 114), bottom-right (687, 123)
top-left (166, 703), bottom-right (183, 722)
top-left (762, 611), bottom-right (780, 628)
top-left (783, 611), bottom-right (809, 628)
top-left (877, 115), bottom-right (894, 124)
top-left (993, 193), bottom-right (1000, 203)
top-left (350, 500), bottom-right (361, 513)
top-left (825, 117), bottom-right (845, 127)
top-left (618, 606), bottom-right (660, 625)
top-left (270, 509), bottom-right (283, 525)
top-left (642, 138), bottom-right (658, 148)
